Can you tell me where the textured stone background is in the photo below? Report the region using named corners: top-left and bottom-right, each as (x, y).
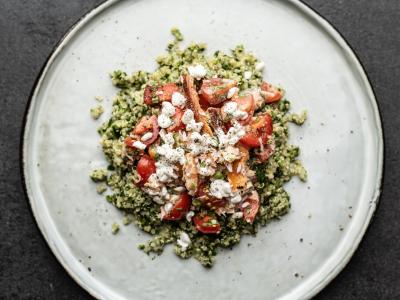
top-left (1, 0), bottom-right (399, 299)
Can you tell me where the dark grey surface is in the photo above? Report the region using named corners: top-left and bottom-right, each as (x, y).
top-left (0, 0), bottom-right (399, 299)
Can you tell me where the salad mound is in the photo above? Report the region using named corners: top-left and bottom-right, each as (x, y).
top-left (93, 29), bottom-right (307, 267)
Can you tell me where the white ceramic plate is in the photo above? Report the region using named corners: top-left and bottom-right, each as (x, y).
top-left (22, 0), bottom-right (383, 299)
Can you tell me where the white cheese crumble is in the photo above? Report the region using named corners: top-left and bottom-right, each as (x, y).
top-left (157, 114), bottom-right (173, 128)
top-left (197, 157), bottom-right (216, 176)
top-left (216, 122), bottom-right (246, 147)
top-left (169, 194), bottom-right (180, 202)
top-left (157, 144), bottom-right (186, 165)
top-left (152, 196), bottom-right (164, 205)
top-left (198, 166), bottom-right (215, 177)
top-left (207, 136), bottom-right (219, 147)
top-left (222, 101), bottom-right (237, 114)
top-left (241, 202), bottom-right (250, 208)
top-left (182, 110), bottom-right (194, 124)
top-left (157, 130), bottom-right (185, 164)
top-left (161, 101), bottom-right (176, 116)
top-left (227, 87), bottom-right (239, 99)
top-left (255, 61), bottom-right (265, 71)
top-left (157, 102), bottom-right (176, 128)
top-left (161, 186), bottom-right (168, 197)
top-left (222, 101), bottom-right (248, 120)
top-left (187, 132), bottom-right (215, 155)
top-left (187, 143), bottom-right (206, 156)
top-left (155, 160), bottom-right (178, 182)
top-left (232, 212), bottom-right (244, 219)
top-left (186, 121), bottom-right (203, 132)
top-left (209, 179), bottom-right (232, 199)
top-left (177, 232), bottom-right (191, 251)
top-left (189, 132), bottom-right (204, 143)
top-left (220, 146), bottom-right (241, 162)
top-left (132, 140), bottom-right (147, 150)
top-left (230, 193), bottom-right (242, 204)
top-left (186, 211), bottom-right (195, 222)
top-left (244, 71), bottom-right (252, 80)
top-left (188, 64), bottom-right (207, 79)
top-left (140, 132), bottom-right (153, 142)
top-left (164, 202), bottom-right (173, 213)
top-left (159, 130), bottom-right (175, 145)
top-left (182, 109), bottom-right (203, 132)
top-left (171, 92), bottom-right (186, 107)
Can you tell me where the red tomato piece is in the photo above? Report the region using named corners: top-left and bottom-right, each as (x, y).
top-left (132, 115), bottom-right (159, 145)
top-left (143, 85), bottom-right (154, 106)
top-left (162, 192), bottom-right (191, 221)
top-left (233, 95), bottom-right (254, 113)
top-left (240, 113), bottom-right (273, 148)
top-left (157, 83), bottom-right (180, 102)
top-left (134, 115), bottom-right (155, 135)
top-left (167, 108), bottom-right (185, 132)
top-left (143, 83), bottom-right (180, 105)
top-left (232, 94), bottom-right (255, 125)
top-left (241, 191), bottom-right (260, 224)
top-left (260, 82), bottom-right (283, 103)
top-left (253, 113), bottom-right (273, 136)
top-left (239, 134), bottom-right (260, 148)
top-left (199, 78), bottom-right (237, 106)
top-left (136, 155), bottom-right (156, 184)
top-left (193, 214), bottom-right (221, 234)
top-left (195, 182), bottom-right (208, 198)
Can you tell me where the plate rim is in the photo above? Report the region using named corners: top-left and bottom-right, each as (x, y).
top-left (20, 0), bottom-right (384, 299)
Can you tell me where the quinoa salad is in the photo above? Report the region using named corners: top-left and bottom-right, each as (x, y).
top-left (90, 29), bottom-right (307, 267)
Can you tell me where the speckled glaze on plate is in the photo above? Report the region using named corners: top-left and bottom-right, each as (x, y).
top-left (21, 0), bottom-right (383, 299)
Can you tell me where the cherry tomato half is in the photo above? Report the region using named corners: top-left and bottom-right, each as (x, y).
top-left (199, 78), bottom-right (237, 106)
top-left (232, 94), bottom-right (255, 125)
top-left (162, 192), bottom-right (191, 221)
top-left (157, 83), bottom-right (180, 102)
top-left (260, 81), bottom-right (283, 103)
top-left (193, 214), bottom-right (221, 234)
top-left (136, 155), bottom-right (156, 184)
top-left (241, 191), bottom-right (260, 224)
top-left (240, 113), bottom-right (273, 148)
top-left (132, 115), bottom-right (159, 145)
top-left (143, 83), bottom-right (180, 105)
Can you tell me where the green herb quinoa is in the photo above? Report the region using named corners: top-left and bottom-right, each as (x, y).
top-left (91, 28), bottom-right (307, 267)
